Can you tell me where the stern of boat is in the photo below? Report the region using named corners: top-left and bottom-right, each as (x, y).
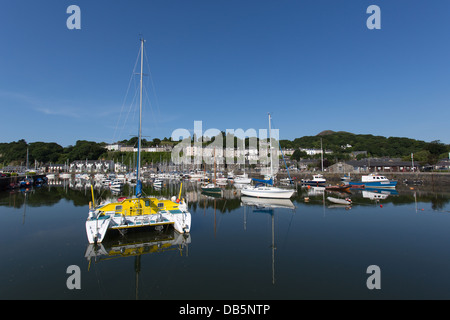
top-left (86, 213), bottom-right (112, 244)
top-left (165, 209), bottom-right (191, 234)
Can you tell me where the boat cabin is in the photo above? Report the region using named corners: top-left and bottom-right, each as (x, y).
top-left (361, 174), bottom-right (389, 182)
top-left (96, 197), bottom-right (181, 217)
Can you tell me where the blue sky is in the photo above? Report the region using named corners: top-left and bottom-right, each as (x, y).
top-left (1, 0), bottom-right (449, 147)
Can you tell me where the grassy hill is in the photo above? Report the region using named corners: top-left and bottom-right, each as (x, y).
top-left (281, 131), bottom-right (448, 163)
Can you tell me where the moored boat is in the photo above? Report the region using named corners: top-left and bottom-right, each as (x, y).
top-left (325, 184), bottom-right (351, 192)
top-left (241, 184), bottom-right (295, 199)
top-left (85, 39), bottom-right (191, 244)
top-left (201, 183), bottom-right (222, 193)
top-left (301, 174), bottom-right (326, 186)
top-left (327, 196), bottom-right (352, 205)
top-left (349, 174), bottom-right (397, 189)
top-left (239, 114), bottom-right (295, 199)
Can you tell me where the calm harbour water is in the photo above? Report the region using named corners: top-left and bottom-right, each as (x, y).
top-left (1, 179), bottom-right (450, 300)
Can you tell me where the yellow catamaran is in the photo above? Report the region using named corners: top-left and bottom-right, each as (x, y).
top-left (85, 39), bottom-right (191, 244)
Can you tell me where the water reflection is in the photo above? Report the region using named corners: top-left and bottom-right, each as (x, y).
top-left (240, 196), bottom-right (296, 210)
top-left (2, 177), bottom-right (450, 211)
top-left (85, 227), bottom-right (191, 300)
top-left (85, 227), bottom-right (191, 262)
top-left (240, 196), bottom-right (296, 285)
top-left (1, 176), bottom-right (450, 299)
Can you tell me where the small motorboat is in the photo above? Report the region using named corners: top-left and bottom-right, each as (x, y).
top-left (325, 184), bottom-right (351, 192)
top-left (301, 174), bottom-right (326, 186)
top-left (327, 196), bottom-right (352, 205)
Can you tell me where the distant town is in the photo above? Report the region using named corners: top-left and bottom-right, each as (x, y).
top-left (1, 131), bottom-right (449, 175)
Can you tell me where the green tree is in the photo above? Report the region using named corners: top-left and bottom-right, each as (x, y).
top-left (291, 149), bottom-right (307, 161)
top-left (29, 142), bottom-right (63, 163)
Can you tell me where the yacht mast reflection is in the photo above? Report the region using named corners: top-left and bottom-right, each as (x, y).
top-left (240, 196), bottom-right (296, 285)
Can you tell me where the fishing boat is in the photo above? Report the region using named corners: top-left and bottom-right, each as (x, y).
top-left (301, 174), bottom-right (326, 186)
top-left (327, 196), bottom-right (352, 205)
top-left (240, 113), bottom-right (295, 199)
top-left (349, 174), bottom-right (397, 189)
top-left (85, 39), bottom-right (191, 244)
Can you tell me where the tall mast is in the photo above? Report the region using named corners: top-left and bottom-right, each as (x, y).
top-left (137, 38), bottom-right (144, 183)
top-left (268, 113), bottom-right (273, 178)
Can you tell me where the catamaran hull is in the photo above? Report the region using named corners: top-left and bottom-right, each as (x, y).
top-left (86, 210), bottom-right (191, 244)
top-left (86, 215), bottom-right (112, 244)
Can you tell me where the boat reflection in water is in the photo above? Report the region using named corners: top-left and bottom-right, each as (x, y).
top-left (85, 227), bottom-right (191, 299)
top-left (361, 188), bottom-right (398, 201)
top-left (240, 196), bottom-right (295, 285)
top-left (240, 196), bottom-right (296, 210)
top-left (85, 227), bottom-right (191, 263)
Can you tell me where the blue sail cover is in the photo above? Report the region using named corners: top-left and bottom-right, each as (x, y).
top-left (135, 180), bottom-right (143, 197)
top-left (252, 178), bottom-right (273, 185)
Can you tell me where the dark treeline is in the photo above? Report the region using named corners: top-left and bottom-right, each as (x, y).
top-left (1, 131), bottom-right (449, 167)
top-left (0, 139), bottom-right (106, 166)
top-left (282, 131), bottom-right (449, 165)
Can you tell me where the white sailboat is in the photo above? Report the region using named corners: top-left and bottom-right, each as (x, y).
top-left (241, 113), bottom-right (295, 199)
top-left (85, 39), bottom-right (191, 244)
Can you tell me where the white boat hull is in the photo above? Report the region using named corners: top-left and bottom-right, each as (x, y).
top-left (86, 208), bottom-right (191, 244)
top-left (241, 186), bottom-right (295, 199)
top-left (327, 196), bottom-right (352, 205)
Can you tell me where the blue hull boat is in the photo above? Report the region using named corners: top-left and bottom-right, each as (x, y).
top-left (349, 174), bottom-right (397, 189)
